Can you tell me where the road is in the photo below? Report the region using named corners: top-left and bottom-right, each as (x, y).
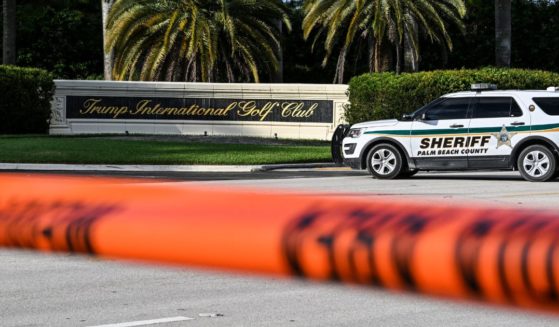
top-left (2, 170), bottom-right (559, 326)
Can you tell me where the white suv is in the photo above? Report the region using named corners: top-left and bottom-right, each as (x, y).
top-left (341, 85), bottom-right (559, 182)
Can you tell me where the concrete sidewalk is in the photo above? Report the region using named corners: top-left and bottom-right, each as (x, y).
top-left (0, 162), bottom-right (338, 173)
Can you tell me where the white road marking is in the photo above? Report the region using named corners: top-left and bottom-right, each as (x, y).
top-left (88, 316), bottom-right (194, 327)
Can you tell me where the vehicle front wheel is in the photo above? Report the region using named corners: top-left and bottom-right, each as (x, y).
top-left (366, 144), bottom-right (403, 179)
top-left (517, 145), bottom-right (557, 182)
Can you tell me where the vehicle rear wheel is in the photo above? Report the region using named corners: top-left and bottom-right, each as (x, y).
top-left (517, 145), bottom-right (557, 182)
top-left (366, 144), bottom-right (403, 179)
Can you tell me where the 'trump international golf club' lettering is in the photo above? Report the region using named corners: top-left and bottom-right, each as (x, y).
top-left (417, 135), bottom-right (491, 156)
top-left (130, 99), bottom-right (236, 117)
top-left (80, 98), bottom-right (128, 119)
top-left (68, 96), bottom-right (332, 123)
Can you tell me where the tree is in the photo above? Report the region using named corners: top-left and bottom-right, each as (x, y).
top-left (101, 0), bottom-right (114, 80)
top-left (14, 1), bottom-right (103, 79)
top-left (494, 0), bottom-right (511, 67)
top-left (105, 0), bottom-right (291, 82)
top-left (2, 0), bottom-right (16, 64)
top-left (303, 0), bottom-right (466, 83)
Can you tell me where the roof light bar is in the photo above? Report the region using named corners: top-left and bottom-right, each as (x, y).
top-left (547, 86), bottom-right (559, 92)
top-left (471, 83), bottom-right (498, 91)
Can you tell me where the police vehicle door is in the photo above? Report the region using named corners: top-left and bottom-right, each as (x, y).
top-left (467, 96), bottom-right (529, 168)
top-left (411, 97), bottom-right (473, 169)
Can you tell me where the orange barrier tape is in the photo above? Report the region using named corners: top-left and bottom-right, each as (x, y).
top-left (2, 174), bottom-right (559, 314)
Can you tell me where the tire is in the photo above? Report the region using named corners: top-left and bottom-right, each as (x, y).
top-left (366, 144), bottom-right (403, 179)
top-left (517, 145), bottom-right (557, 182)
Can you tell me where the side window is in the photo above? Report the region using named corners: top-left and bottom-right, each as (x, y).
top-left (423, 98), bottom-right (471, 120)
top-left (511, 100), bottom-right (523, 117)
top-left (533, 98), bottom-right (559, 115)
top-left (473, 97), bottom-right (523, 118)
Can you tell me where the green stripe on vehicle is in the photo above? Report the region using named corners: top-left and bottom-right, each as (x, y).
top-left (363, 123), bottom-right (559, 136)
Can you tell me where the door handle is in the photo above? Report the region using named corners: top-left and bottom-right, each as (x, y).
top-left (511, 122), bottom-right (525, 126)
top-left (450, 124), bottom-right (464, 128)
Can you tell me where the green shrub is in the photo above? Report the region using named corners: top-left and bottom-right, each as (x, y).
top-left (346, 68), bottom-right (559, 125)
top-left (0, 65), bottom-right (55, 134)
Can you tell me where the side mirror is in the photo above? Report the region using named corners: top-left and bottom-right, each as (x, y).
top-left (401, 114), bottom-right (413, 121)
top-left (420, 113), bottom-right (428, 121)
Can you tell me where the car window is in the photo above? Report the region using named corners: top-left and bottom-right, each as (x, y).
top-left (423, 98), bottom-right (471, 120)
top-left (410, 98), bottom-right (444, 118)
top-left (473, 97), bottom-right (523, 119)
top-left (533, 97), bottom-right (559, 115)
top-left (511, 100), bottom-right (523, 117)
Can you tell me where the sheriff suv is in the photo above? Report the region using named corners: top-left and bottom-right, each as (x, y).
top-left (340, 84), bottom-right (559, 182)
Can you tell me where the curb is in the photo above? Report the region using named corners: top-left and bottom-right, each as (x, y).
top-left (0, 163), bottom-right (258, 173)
top-left (256, 162), bottom-right (339, 172)
top-left (0, 162), bottom-right (340, 173)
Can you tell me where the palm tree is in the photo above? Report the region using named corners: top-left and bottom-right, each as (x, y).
top-left (494, 0), bottom-right (511, 67)
top-left (105, 0), bottom-right (291, 82)
top-left (303, 0), bottom-right (466, 83)
top-left (2, 0), bottom-right (16, 65)
top-left (102, 0), bottom-right (115, 80)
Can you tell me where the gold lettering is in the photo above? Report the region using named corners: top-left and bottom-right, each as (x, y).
top-left (79, 99), bottom-right (322, 120)
top-left (161, 107), bottom-right (179, 115)
top-left (223, 102), bottom-right (237, 116)
top-left (305, 103), bottom-right (318, 118)
top-left (130, 100), bottom-right (152, 115)
top-left (80, 99), bottom-right (102, 114)
top-left (186, 104), bottom-right (199, 115)
top-left (237, 101), bottom-right (257, 117)
top-left (281, 102), bottom-right (317, 119)
top-left (112, 106), bottom-right (129, 119)
top-left (237, 101), bottom-right (278, 121)
top-left (259, 102), bottom-right (278, 121)
top-left (281, 102), bottom-right (299, 117)
top-left (80, 98), bottom-right (128, 118)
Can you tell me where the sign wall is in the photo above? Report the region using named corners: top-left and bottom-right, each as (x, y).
top-left (50, 81), bottom-right (349, 140)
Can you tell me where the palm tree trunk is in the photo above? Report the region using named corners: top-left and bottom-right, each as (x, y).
top-left (395, 42), bottom-right (402, 74)
top-left (403, 15), bottom-right (419, 72)
top-left (333, 46), bottom-right (347, 84)
top-left (102, 0), bottom-right (115, 80)
top-left (367, 33), bottom-right (375, 73)
top-left (272, 19), bottom-right (283, 83)
top-left (2, 0), bottom-right (16, 65)
top-left (374, 40), bottom-right (381, 72)
top-left (495, 0), bottom-right (511, 67)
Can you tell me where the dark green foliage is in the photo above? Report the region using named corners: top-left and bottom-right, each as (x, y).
top-left (0, 65), bottom-right (55, 134)
top-left (346, 68), bottom-right (559, 124)
top-left (282, 1), bottom-right (336, 83)
top-left (0, 0), bottom-right (103, 79)
top-left (422, 0), bottom-right (559, 72)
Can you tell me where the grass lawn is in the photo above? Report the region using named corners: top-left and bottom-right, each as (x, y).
top-left (0, 136), bottom-right (332, 165)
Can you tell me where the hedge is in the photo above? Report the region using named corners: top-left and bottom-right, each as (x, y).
top-left (0, 65), bottom-right (55, 134)
top-left (346, 68), bottom-right (559, 125)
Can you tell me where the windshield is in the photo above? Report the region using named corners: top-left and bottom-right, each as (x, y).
top-left (407, 98), bottom-right (445, 119)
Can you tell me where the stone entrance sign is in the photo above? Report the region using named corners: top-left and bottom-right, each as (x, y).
top-left (50, 81), bottom-right (348, 140)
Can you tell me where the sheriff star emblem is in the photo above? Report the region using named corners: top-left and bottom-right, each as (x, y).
top-left (490, 125), bottom-right (517, 149)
